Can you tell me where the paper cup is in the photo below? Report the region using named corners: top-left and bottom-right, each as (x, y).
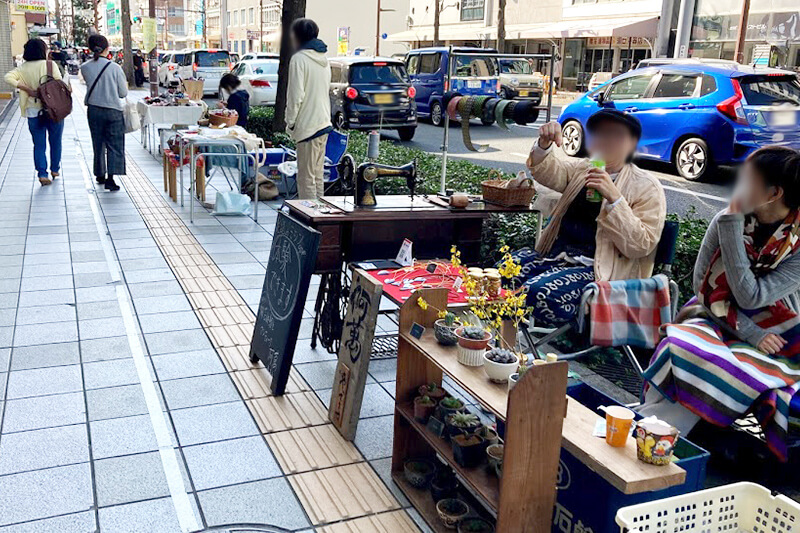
top-left (603, 406), bottom-right (635, 447)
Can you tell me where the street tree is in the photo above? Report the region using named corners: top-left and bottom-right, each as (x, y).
top-left (120, 0), bottom-right (134, 86)
top-left (272, 0), bottom-right (306, 132)
top-left (73, 0), bottom-right (94, 46)
top-left (497, 0), bottom-right (506, 52)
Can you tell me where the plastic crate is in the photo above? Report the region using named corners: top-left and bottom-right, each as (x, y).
top-left (615, 482), bottom-right (800, 533)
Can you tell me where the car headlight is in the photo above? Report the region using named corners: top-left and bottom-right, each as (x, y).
top-left (510, 78), bottom-right (520, 87)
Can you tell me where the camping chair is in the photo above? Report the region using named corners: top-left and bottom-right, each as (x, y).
top-left (278, 130), bottom-right (352, 199)
top-left (521, 220), bottom-right (681, 377)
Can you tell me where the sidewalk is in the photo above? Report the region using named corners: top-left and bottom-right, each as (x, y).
top-left (0, 88), bottom-right (430, 532)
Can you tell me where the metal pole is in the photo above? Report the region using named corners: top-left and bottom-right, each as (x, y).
top-left (259, 0), bottom-right (263, 52)
top-left (734, 0), bottom-right (751, 63)
top-left (655, 0), bottom-right (675, 58)
top-left (375, 0), bottom-right (381, 56)
top-left (220, 0), bottom-right (227, 49)
top-left (439, 45), bottom-right (452, 195)
top-left (546, 51), bottom-right (554, 122)
top-left (673, 0), bottom-right (696, 58)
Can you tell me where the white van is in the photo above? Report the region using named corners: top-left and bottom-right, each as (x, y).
top-left (177, 49), bottom-right (233, 95)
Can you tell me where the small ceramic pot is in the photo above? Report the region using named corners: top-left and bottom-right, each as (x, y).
top-left (436, 498), bottom-right (469, 529)
top-left (457, 517), bottom-right (495, 533)
top-left (437, 397), bottom-right (465, 420)
top-left (455, 327), bottom-right (493, 367)
top-left (508, 373), bottom-right (520, 392)
top-left (451, 434), bottom-right (485, 468)
top-left (413, 396), bottom-right (437, 423)
top-left (486, 443), bottom-right (504, 470)
top-left (403, 458), bottom-right (436, 489)
top-left (477, 426), bottom-right (499, 446)
top-left (434, 319), bottom-right (459, 346)
top-left (418, 384), bottom-right (447, 403)
top-left (483, 352), bottom-right (520, 383)
top-left (444, 412), bottom-right (482, 439)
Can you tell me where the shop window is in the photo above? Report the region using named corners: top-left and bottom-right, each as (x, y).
top-left (460, 0), bottom-right (485, 21)
top-left (249, 7), bottom-right (254, 24)
top-left (606, 73), bottom-right (655, 100)
top-left (619, 48), bottom-right (651, 72)
top-left (562, 39), bottom-right (584, 79)
top-left (654, 74), bottom-right (698, 98)
top-left (795, 49), bottom-right (800, 67)
top-left (419, 53), bottom-right (441, 74)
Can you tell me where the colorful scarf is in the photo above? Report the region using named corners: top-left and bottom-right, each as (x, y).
top-left (699, 210), bottom-right (800, 357)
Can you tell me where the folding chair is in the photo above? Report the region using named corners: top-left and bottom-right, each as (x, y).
top-left (522, 220), bottom-right (681, 377)
top-left (279, 130), bottom-right (353, 199)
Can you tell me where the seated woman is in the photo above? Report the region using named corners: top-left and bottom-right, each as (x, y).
top-left (513, 109), bottom-right (666, 326)
top-left (218, 73), bottom-right (250, 128)
top-left (640, 146), bottom-right (800, 461)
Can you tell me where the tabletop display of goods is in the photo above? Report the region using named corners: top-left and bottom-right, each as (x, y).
top-left (481, 169), bottom-right (535, 207)
top-left (143, 92), bottom-right (202, 107)
top-left (208, 108), bottom-right (239, 128)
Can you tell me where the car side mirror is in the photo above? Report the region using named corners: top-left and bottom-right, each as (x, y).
top-left (592, 91), bottom-right (605, 104)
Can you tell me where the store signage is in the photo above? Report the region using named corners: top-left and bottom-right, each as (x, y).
top-left (249, 212), bottom-right (320, 395)
top-left (586, 36), bottom-right (649, 47)
top-left (337, 26), bottom-right (349, 56)
top-left (14, 0), bottom-right (46, 13)
top-left (328, 269), bottom-right (382, 440)
top-left (142, 18), bottom-right (157, 52)
top-left (247, 30), bottom-right (260, 39)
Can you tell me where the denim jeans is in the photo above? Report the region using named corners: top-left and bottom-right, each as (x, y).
top-left (27, 115), bottom-right (64, 179)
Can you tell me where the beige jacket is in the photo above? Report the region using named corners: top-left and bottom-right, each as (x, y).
top-left (4, 60), bottom-right (65, 116)
top-left (285, 49), bottom-right (332, 142)
top-left (528, 147), bottom-right (666, 281)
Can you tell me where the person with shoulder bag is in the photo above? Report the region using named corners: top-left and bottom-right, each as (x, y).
top-left (80, 34), bottom-right (128, 192)
top-left (4, 38), bottom-right (71, 186)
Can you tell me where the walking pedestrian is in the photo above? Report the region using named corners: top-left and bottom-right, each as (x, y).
top-left (217, 73), bottom-right (249, 127)
top-left (285, 18), bottom-right (332, 200)
top-left (4, 38), bottom-right (68, 186)
top-left (133, 50), bottom-right (145, 87)
top-left (80, 34), bottom-right (128, 192)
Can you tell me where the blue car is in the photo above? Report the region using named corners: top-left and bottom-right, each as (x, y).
top-left (558, 62), bottom-right (800, 180)
top-left (405, 47), bottom-right (500, 127)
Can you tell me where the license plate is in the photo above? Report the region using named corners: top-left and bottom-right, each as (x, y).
top-left (518, 90), bottom-right (529, 97)
top-left (771, 110), bottom-right (797, 127)
top-left (373, 94), bottom-right (394, 104)
top-left (467, 80), bottom-right (482, 89)
top-left (202, 72), bottom-right (221, 79)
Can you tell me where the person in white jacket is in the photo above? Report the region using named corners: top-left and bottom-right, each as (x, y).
top-left (286, 18), bottom-right (333, 200)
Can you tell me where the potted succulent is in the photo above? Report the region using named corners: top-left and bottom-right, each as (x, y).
top-left (436, 498), bottom-right (469, 529)
top-left (483, 348), bottom-right (520, 383)
top-left (430, 470), bottom-right (459, 503)
top-left (413, 395), bottom-right (437, 423)
top-left (455, 326), bottom-right (493, 367)
top-left (451, 433), bottom-right (485, 468)
top-left (457, 517), bottom-right (495, 533)
top-left (438, 396), bottom-right (465, 420)
top-left (403, 458), bottom-right (436, 489)
top-left (434, 311), bottom-right (460, 346)
top-left (418, 382), bottom-right (447, 403)
top-left (445, 412), bottom-right (482, 439)
top-left (477, 426), bottom-right (499, 446)
top-left (486, 443), bottom-right (504, 471)
top-left (508, 363), bottom-right (528, 392)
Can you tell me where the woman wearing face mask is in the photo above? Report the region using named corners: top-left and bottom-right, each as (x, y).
top-left (640, 146), bottom-right (800, 462)
top-left (509, 109), bottom-right (666, 326)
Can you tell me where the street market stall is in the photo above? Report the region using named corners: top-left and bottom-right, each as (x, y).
top-left (137, 92), bottom-right (206, 154)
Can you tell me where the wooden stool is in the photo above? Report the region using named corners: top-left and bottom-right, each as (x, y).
top-left (195, 156), bottom-right (205, 203)
top-left (162, 151), bottom-right (169, 192)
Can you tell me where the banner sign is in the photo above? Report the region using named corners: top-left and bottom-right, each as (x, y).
top-left (15, 0), bottom-right (46, 13)
top-left (337, 26), bottom-right (349, 56)
top-left (142, 18), bottom-right (157, 52)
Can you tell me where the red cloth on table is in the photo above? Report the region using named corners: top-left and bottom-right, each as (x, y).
top-left (367, 263), bottom-right (505, 304)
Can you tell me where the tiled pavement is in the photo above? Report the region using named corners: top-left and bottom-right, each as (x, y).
top-left (0, 88), bottom-right (434, 532)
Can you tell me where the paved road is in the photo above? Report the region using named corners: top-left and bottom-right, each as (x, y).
top-left (374, 107), bottom-right (733, 220)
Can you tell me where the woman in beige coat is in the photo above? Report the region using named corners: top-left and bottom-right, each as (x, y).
top-left (509, 109), bottom-right (666, 326)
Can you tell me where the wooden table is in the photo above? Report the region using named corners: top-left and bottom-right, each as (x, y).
top-left (391, 288), bottom-right (686, 532)
top-left (285, 196), bottom-right (538, 352)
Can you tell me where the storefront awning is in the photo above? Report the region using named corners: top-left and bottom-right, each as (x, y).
top-left (386, 24), bottom-right (500, 42)
top-left (518, 16), bottom-right (658, 39)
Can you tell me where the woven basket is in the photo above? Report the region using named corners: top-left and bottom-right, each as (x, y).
top-left (208, 112), bottom-right (238, 127)
top-left (481, 175), bottom-right (536, 207)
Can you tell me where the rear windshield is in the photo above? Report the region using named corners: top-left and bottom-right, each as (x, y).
top-left (349, 64), bottom-right (408, 84)
top-left (740, 75), bottom-right (800, 106)
top-left (251, 61), bottom-right (278, 75)
top-left (454, 55), bottom-right (497, 77)
top-left (196, 51), bottom-right (230, 68)
top-left (499, 59), bottom-right (532, 75)
top-left (173, 53), bottom-right (185, 64)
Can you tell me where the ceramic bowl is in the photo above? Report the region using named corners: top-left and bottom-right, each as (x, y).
top-left (436, 498), bottom-right (469, 529)
top-left (403, 458), bottom-right (436, 489)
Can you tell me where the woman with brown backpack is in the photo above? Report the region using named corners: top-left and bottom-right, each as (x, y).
top-left (4, 38), bottom-right (70, 186)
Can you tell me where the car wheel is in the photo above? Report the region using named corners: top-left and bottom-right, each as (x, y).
top-left (334, 112), bottom-right (347, 131)
top-left (398, 126), bottom-right (416, 141)
top-left (430, 101), bottom-right (444, 127)
top-left (499, 88), bottom-right (509, 100)
top-left (675, 138), bottom-right (713, 181)
top-left (561, 120), bottom-right (585, 157)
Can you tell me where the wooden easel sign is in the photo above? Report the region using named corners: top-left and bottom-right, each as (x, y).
top-left (329, 269), bottom-right (383, 440)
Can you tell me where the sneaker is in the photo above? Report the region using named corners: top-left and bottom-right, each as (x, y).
top-left (38, 177), bottom-right (52, 186)
top-left (95, 176), bottom-right (106, 184)
top-left (104, 178), bottom-right (120, 192)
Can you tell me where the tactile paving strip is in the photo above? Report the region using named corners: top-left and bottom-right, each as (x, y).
top-left (119, 156), bottom-right (418, 531)
top-left (288, 463), bottom-right (402, 526)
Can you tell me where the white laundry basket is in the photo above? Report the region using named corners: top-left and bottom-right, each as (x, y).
top-left (615, 482), bottom-right (800, 533)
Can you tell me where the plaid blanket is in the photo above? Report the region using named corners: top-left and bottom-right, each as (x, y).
top-left (644, 318), bottom-right (800, 461)
top-left (588, 274), bottom-right (672, 349)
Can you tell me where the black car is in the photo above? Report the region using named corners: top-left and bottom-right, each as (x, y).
top-left (329, 57), bottom-right (417, 141)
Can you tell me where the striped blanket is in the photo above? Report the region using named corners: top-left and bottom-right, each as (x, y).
top-left (644, 318), bottom-right (800, 461)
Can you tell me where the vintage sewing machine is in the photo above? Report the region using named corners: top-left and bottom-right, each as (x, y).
top-left (354, 161), bottom-right (417, 208)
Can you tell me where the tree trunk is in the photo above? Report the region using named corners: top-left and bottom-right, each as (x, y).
top-left (272, 0), bottom-right (306, 133)
top-left (497, 0), bottom-right (506, 53)
top-left (120, 0), bottom-right (135, 86)
top-left (433, 0), bottom-right (441, 46)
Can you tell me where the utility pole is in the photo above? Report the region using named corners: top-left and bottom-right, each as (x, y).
top-left (259, 0), bottom-right (263, 52)
top-left (220, 0), bottom-right (227, 49)
top-left (673, 0), bottom-right (696, 58)
top-left (655, 0), bottom-right (675, 57)
top-left (202, 0), bottom-right (207, 46)
top-left (734, 0), bottom-right (750, 63)
top-left (149, 0), bottom-right (158, 95)
top-left (376, 0), bottom-right (381, 56)
top-left (433, 0), bottom-right (441, 46)
top-left (70, 0), bottom-right (76, 46)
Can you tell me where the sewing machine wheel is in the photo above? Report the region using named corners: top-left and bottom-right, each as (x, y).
top-left (337, 154), bottom-right (356, 193)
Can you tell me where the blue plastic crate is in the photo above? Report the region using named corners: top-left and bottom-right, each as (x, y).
top-left (550, 382), bottom-right (710, 533)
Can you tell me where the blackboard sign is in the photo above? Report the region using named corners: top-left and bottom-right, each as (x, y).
top-left (249, 211), bottom-right (320, 395)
